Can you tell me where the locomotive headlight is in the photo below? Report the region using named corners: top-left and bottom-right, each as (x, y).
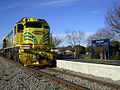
top-left (33, 56), bottom-right (37, 59)
top-left (50, 49), bottom-right (54, 52)
top-left (21, 49), bottom-right (24, 52)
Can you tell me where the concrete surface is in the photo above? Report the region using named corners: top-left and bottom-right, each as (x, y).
top-left (56, 60), bottom-right (120, 81)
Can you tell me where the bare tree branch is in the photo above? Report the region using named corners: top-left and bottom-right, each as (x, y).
top-left (77, 31), bottom-right (85, 45)
top-left (105, 2), bottom-right (120, 34)
top-left (87, 28), bottom-right (116, 46)
top-left (65, 29), bottom-right (85, 47)
top-left (50, 33), bottom-right (63, 47)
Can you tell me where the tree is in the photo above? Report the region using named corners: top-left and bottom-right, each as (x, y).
top-left (73, 45), bottom-right (85, 58)
top-left (51, 34), bottom-right (63, 47)
top-left (87, 28), bottom-right (116, 46)
top-left (86, 46), bottom-right (92, 53)
top-left (87, 28), bottom-right (117, 59)
top-left (105, 2), bottom-right (120, 34)
top-left (65, 30), bottom-right (85, 46)
top-left (65, 29), bottom-right (85, 58)
top-left (65, 30), bottom-right (77, 46)
top-left (110, 41), bottom-right (120, 59)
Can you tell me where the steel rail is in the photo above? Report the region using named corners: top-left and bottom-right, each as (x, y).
top-left (46, 68), bottom-right (120, 90)
top-left (26, 67), bottom-right (89, 90)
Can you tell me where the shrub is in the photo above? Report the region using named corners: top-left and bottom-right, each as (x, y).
top-left (111, 52), bottom-right (120, 60)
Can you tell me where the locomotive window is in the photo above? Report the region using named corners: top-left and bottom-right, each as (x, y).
top-left (14, 26), bottom-right (16, 35)
top-left (44, 26), bottom-right (50, 29)
top-left (17, 24), bottom-right (24, 33)
top-left (26, 22), bottom-right (42, 28)
top-left (3, 39), bottom-right (6, 42)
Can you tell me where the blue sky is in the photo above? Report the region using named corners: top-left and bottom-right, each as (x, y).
top-left (0, 0), bottom-right (119, 46)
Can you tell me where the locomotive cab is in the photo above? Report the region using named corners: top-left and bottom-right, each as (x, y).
top-left (23, 21), bottom-right (50, 45)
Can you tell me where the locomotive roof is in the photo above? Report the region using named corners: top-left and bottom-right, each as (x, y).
top-left (16, 17), bottom-right (47, 24)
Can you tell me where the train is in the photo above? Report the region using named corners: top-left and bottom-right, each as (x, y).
top-left (2, 17), bottom-right (56, 67)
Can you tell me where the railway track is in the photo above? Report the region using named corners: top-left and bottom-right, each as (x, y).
top-left (1, 55), bottom-right (120, 90)
top-left (27, 67), bottom-right (88, 90)
top-left (44, 68), bottom-right (120, 90)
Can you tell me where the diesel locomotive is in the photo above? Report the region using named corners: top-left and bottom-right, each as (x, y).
top-left (2, 17), bottom-right (55, 67)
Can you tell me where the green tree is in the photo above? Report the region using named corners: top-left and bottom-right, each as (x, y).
top-left (110, 41), bottom-right (120, 60)
top-left (73, 45), bottom-right (85, 58)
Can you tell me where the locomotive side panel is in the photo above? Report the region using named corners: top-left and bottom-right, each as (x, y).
top-left (7, 31), bottom-right (13, 47)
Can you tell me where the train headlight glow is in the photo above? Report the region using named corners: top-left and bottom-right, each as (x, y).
top-left (21, 49), bottom-right (24, 52)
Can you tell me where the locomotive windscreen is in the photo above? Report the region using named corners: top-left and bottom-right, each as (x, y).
top-left (26, 22), bottom-right (42, 28)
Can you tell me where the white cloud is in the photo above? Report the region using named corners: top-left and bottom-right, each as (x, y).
top-left (0, 3), bottom-right (20, 10)
top-left (0, 6), bottom-right (15, 10)
top-left (0, 0), bottom-right (79, 10)
top-left (36, 0), bottom-right (79, 6)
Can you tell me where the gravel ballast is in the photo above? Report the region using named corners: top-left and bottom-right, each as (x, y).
top-left (55, 67), bottom-right (120, 85)
top-left (0, 56), bottom-right (71, 90)
top-left (40, 69), bottom-right (113, 90)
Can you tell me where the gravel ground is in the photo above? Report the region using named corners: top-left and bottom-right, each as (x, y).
top-left (55, 67), bottom-right (120, 90)
top-left (0, 56), bottom-right (71, 90)
top-left (40, 69), bottom-right (112, 90)
top-left (55, 67), bottom-right (120, 85)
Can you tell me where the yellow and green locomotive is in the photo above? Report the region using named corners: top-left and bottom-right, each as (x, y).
top-left (3, 17), bottom-right (55, 67)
